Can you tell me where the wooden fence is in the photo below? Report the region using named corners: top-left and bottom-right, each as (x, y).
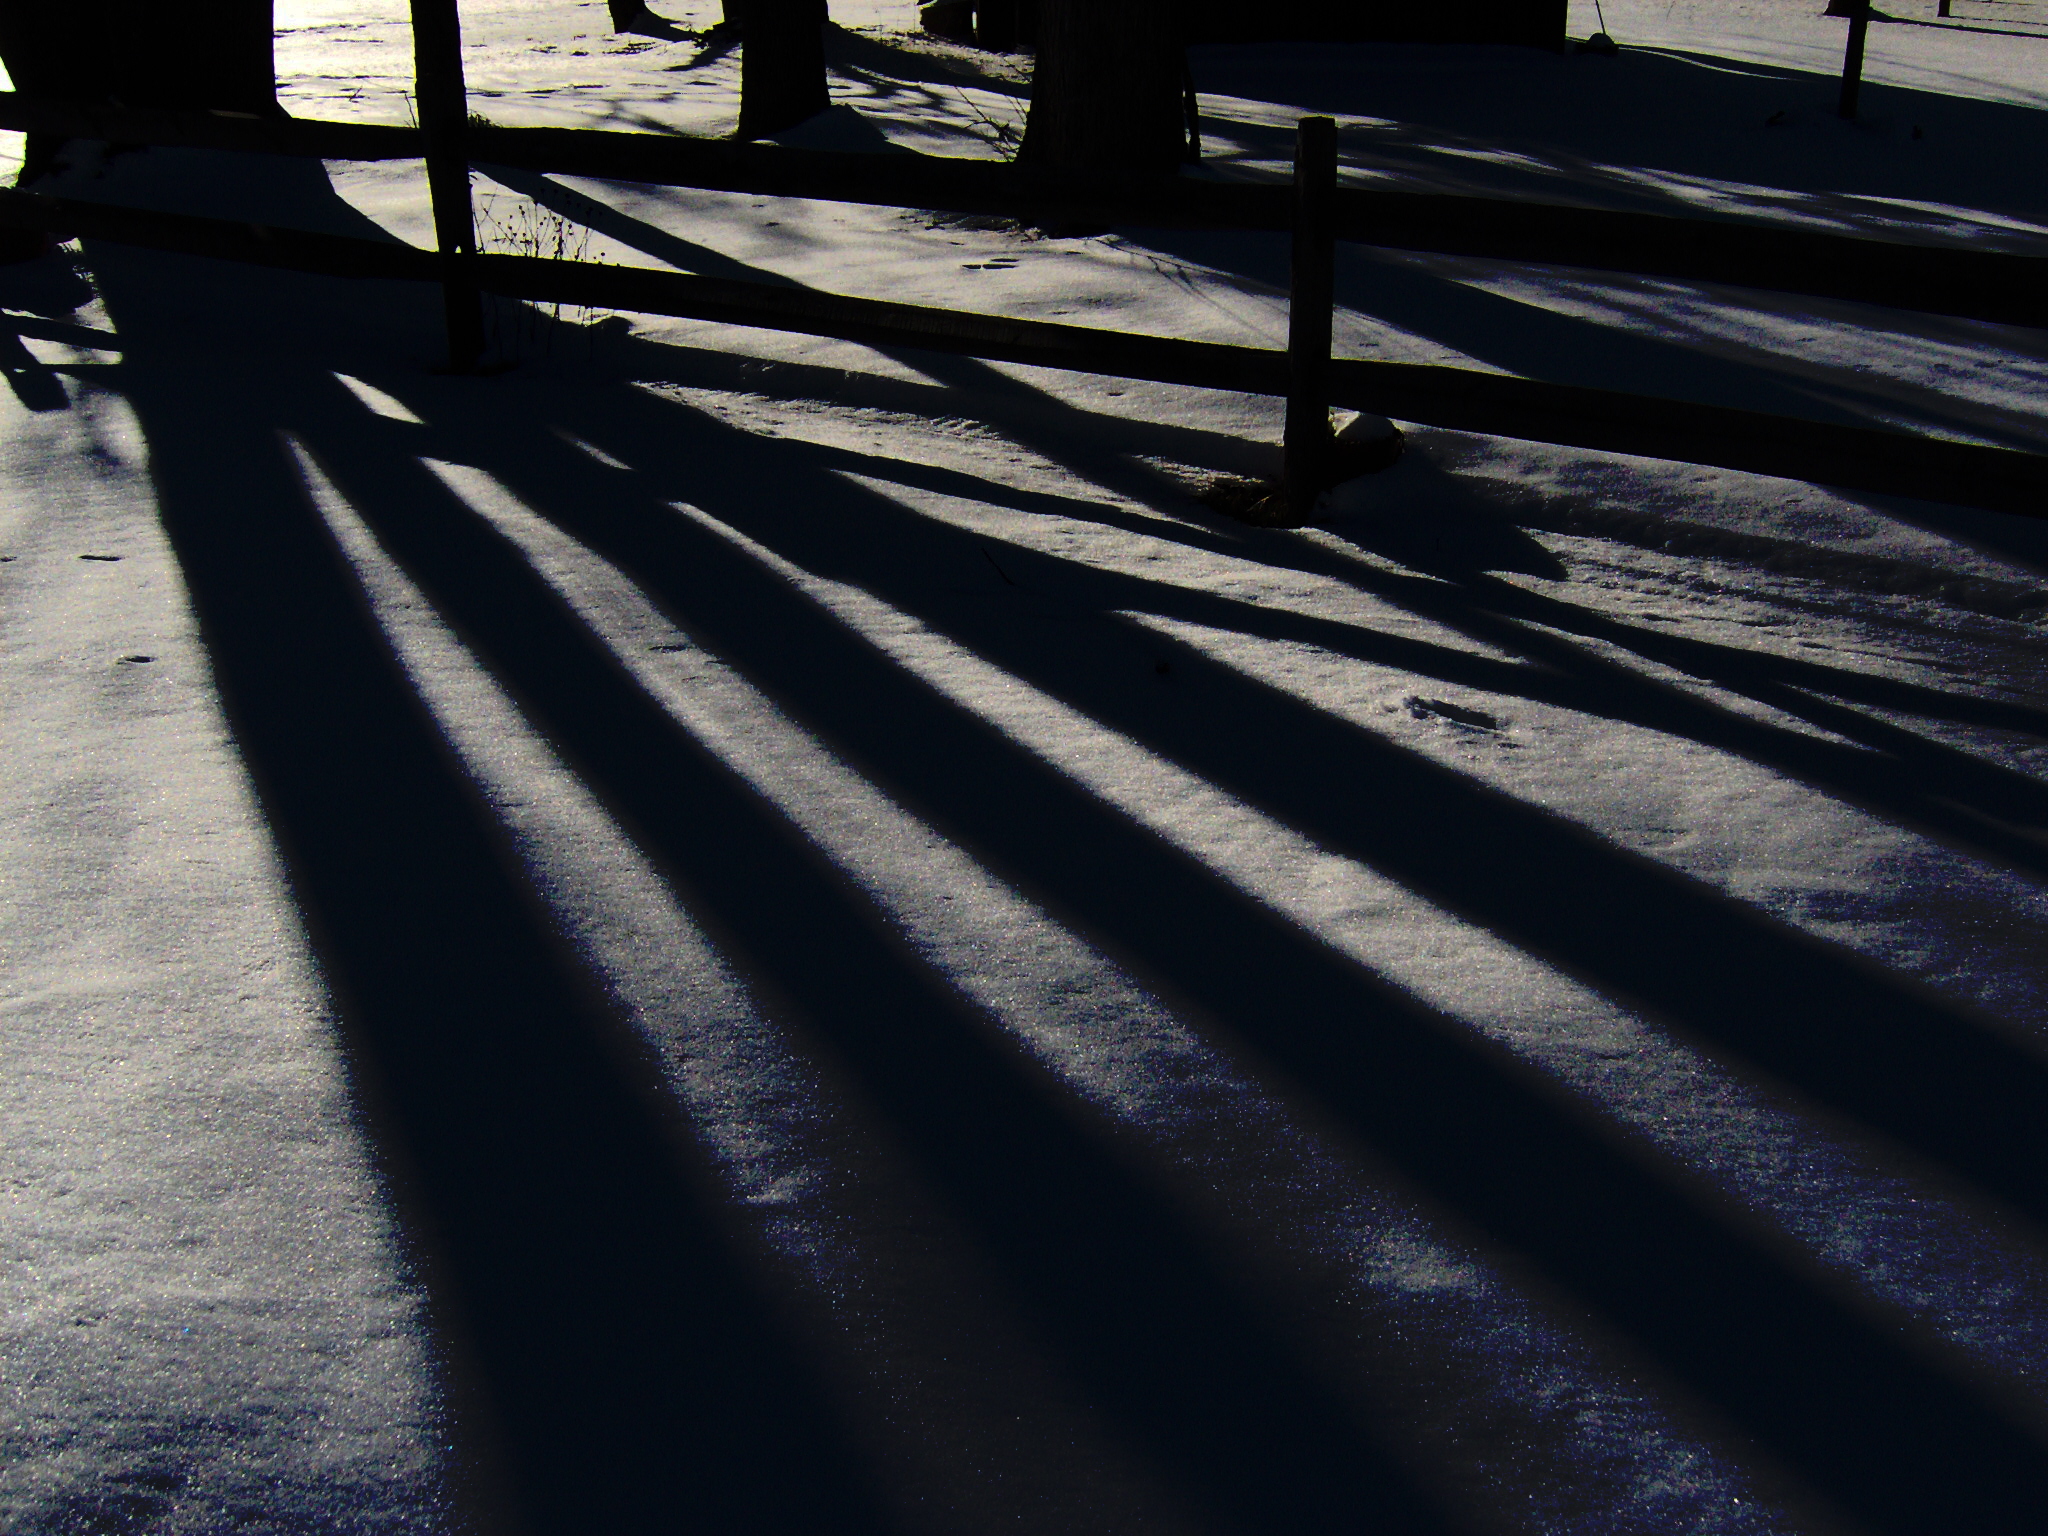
top-left (0, 4), bottom-right (2041, 524)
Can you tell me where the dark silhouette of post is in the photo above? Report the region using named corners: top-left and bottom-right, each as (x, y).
top-left (1283, 115), bottom-right (1337, 520)
top-left (411, 0), bottom-right (485, 370)
top-left (1838, 0), bottom-right (1872, 120)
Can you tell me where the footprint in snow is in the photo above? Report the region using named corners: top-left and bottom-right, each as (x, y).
top-left (1405, 696), bottom-right (1501, 730)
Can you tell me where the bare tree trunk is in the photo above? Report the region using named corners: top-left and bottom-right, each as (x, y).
top-left (1, 0), bottom-right (277, 112)
top-left (975, 0), bottom-right (1037, 51)
top-left (8, 0), bottom-right (278, 113)
top-left (117, 0), bottom-right (279, 114)
top-left (0, 0), bottom-right (277, 191)
top-left (0, 10), bottom-right (81, 102)
top-left (734, 0), bottom-right (829, 139)
top-left (1017, 0), bottom-right (1186, 175)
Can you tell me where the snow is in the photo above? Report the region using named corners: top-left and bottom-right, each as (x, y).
top-left (4, 1), bottom-right (2048, 1532)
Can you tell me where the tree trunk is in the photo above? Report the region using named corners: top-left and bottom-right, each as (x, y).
top-left (975, 0), bottom-right (1038, 51)
top-left (734, 0), bottom-right (829, 139)
top-left (0, 0), bottom-right (277, 187)
top-left (1, 1), bottom-right (277, 111)
top-left (1017, 0), bottom-right (1186, 175)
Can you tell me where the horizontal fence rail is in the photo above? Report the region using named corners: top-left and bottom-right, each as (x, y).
top-left (3, 185), bottom-right (2042, 521)
top-left (1, 93), bottom-right (2044, 330)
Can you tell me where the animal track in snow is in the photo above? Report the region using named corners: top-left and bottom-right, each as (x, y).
top-left (1404, 696), bottom-right (1501, 730)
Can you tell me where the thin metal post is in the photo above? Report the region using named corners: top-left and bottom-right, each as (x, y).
top-left (976, 0), bottom-right (1018, 51)
top-left (411, 0), bottom-right (485, 370)
top-left (1838, 0), bottom-right (1871, 120)
top-left (1283, 115), bottom-right (1337, 520)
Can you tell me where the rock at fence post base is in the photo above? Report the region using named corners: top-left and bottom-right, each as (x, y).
top-left (1201, 412), bottom-right (1405, 529)
top-left (1329, 410), bottom-right (1404, 480)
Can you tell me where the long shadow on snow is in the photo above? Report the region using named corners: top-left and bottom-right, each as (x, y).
top-left (562, 295), bottom-right (2048, 879)
top-left (1192, 41), bottom-right (2048, 229)
top-left (497, 53), bottom-right (2048, 571)
top-left (967, 503), bottom-right (2048, 884)
top-left (468, 366), bottom-right (2048, 1238)
top-left (73, 147), bottom-right (2048, 1532)
top-left (932, 496), bottom-right (2048, 882)
top-left (495, 162), bottom-right (2048, 606)
top-left (346, 354), bottom-right (2048, 1536)
top-left (332, 170), bottom-right (2048, 995)
top-left (63, 165), bottom-right (908, 1533)
top-left (390, 193), bottom-right (2048, 895)
top-left (85, 231), bottom-right (1468, 1532)
top-left (51, 156), bottom-right (1433, 1536)
top-left (275, 380), bottom-right (1464, 1536)
top-left (322, 173), bottom-right (2048, 1022)
top-left (1140, 224), bottom-right (2048, 455)
top-left (490, 167), bottom-right (1256, 524)
top-left (99, 339), bottom-right (901, 1536)
top-left (825, 24), bottom-right (1032, 101)
top-left (1184, 43), bottom-right (2048, 565)
top-left (428, 94), bottom-right (2048, 1527)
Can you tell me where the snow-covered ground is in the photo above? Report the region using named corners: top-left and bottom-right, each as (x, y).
top-left (5, 2), bottom-right (2048, 1533)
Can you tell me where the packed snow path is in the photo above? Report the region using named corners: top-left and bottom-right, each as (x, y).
top-left (5, 3), bottom-right (2048, 1533)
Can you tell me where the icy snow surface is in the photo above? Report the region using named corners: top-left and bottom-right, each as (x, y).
top-left (4, 0), bottom-right (2048, 1532)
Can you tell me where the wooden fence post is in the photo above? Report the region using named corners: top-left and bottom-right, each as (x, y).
top-left (411, 0), bottom-right (485, 370)
top-left (1283, 115), bottom-right (1337, 520)
top-left (1838, 0), bottom-right (1871, 120)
